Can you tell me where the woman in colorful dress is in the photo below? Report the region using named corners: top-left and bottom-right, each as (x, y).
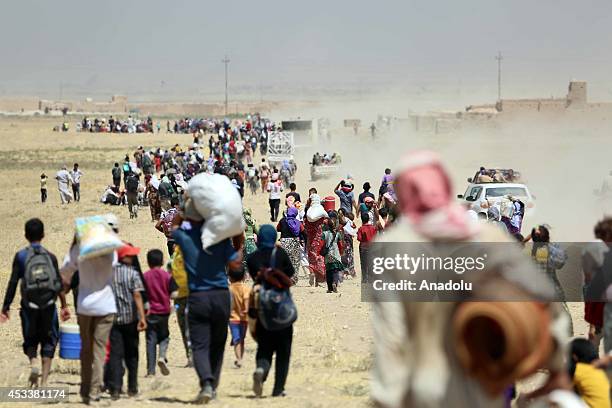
top-left (277, 207), bottom-right (303, 284)
top-left (304, 194), bottom-right (328, 286)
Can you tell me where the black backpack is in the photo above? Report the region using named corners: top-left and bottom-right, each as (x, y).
top-left (112, 167), bottom-right (122, 179)
top-left (257, 249), bottom-right (298, 331)
top-left (22, 247), bottom-right (61, 309)
top-left (126, 175), bottom-right (139, 193)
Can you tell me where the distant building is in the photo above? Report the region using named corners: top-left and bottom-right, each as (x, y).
top-left (477, 80), bottom-right (603, 115)
top-left (39, 95), bottom-right (128, 114)
top-left (411, 80), bottom-right (612, 134)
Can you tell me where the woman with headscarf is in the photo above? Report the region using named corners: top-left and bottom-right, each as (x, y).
top-left (243, 208), bottom-right (259, 270)
top-left (371, 151), bottom-right (570, 408)
top-left (280, 160), bottom-right (292, 189)
top-left (174, 173), bottom-right (188, 195)
top-left (158, 175), bottom-right (174, 211)
top-left (245, 225), bottom-right (295, 398)
top-left (339, 209), bottom-right (357, 278)
top-left (146, 175), bottom-right (162, 222)
top-left (322, 211), bottom-right (344, 293)
top-left (304, 194), bottom-right (328, 286)
top-left (381, 183), bottom-right (398, 211)
top-left (285, 195), bottom-right (296, 209)
top-left (259, 159), bottom-right (271, 194)
top-left (154, 151), bottom-right (162, 173)
top-left (245, 139), bottom-right (253, 165)
top-left (277, 207), bottom-right (303, 284)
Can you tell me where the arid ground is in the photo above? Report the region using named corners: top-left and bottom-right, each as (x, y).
top-left (0, 113), bottom-right (607, 407)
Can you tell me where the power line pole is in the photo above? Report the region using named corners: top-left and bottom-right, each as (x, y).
top-left (496, 51), bottom-right (503, 101)
top-left (222, 56), bottom-right (230, 116)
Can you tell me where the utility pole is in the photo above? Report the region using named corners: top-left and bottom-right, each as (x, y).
top-left (222, 56), bottom-right (230, 116)
top-left (495, 51), bottom-right (503, 101)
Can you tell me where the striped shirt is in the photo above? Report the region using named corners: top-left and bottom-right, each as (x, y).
top-left (111, 263), bottom-right (144, 325)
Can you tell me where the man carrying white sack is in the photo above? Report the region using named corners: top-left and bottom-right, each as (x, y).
top-left (60, 215), bottom-right (123, 405)
top-left (172, 173), bottom-right (245, 404)
top-left (55, 165), bottom-right (73, 204)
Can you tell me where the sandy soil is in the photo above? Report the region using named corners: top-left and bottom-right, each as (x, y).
top-left (0, 113), bottom-right (607, 406)
top-left (0, 116), bottom-right (371, 408)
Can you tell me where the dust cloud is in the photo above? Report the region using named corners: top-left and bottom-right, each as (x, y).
top-left (273, 96), bottom-right (612, 242)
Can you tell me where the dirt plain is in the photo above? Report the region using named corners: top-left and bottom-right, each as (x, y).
top-left (0, 112), bottom-right (608, 407)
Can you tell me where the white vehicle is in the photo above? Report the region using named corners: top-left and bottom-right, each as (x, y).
top-left (310, 163), bottom-right (340, 181)
top-left (457, 182), bottom-right (535, 215)
top-left (267, 131), bottom-right (294, 167)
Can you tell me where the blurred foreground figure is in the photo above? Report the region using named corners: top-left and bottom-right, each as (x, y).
top-left (371, 151), bottom-right (571, 408)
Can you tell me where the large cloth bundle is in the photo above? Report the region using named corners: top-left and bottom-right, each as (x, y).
top-left (306, 194), bottom-right (328, 222)
top-left (75, 216), bottom-right (123, 260)
top-left (188, 173), bottom-right (245, 251)
top-left (499, 197), bottom-right (514, 219)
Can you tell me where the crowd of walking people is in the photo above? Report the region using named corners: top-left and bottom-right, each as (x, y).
top-left (11, 116), bottom-right (612, 406)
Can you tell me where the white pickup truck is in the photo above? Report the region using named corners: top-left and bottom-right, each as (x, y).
top-left (457, 182), bottom-right (535, 215)
top-left (310, 163), bottom-right (339, 181)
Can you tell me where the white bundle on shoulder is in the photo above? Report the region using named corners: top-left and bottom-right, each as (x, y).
top-left (306, 194), bottom-right (328, 222)
top-left (343, 221), bottom-right (357, 237)
top-left (187, 173), bottom-right (245, 251)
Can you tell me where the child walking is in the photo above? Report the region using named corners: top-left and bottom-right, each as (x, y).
top-left (108, 244), bottom-right (147, 400)
top-left (229, 269), bottom-right (250, 368)
top-left (1, 218), bottom-right (70, 387)
top-left (40, 173), bottom-right (48, 203)
top-left (169, 247), bottom-right (192, 367)
top-left (143, 249), bottom-right (177, 376)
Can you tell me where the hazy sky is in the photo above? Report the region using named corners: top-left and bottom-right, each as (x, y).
top-left (2, 0), bottom-right (612, 102)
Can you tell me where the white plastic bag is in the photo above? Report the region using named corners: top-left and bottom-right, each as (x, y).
top-left (188, 173), bottom-right (245, 250)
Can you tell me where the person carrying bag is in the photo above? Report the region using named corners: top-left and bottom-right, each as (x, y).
top-left (245, 225), bottom-right (297, 398)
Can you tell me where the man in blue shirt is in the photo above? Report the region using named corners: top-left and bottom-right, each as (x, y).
top-left (172, 208), bottom-right (243, 404)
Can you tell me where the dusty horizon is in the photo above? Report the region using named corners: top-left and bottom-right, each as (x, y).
top-left (3, 0), bottom-right (612, 105)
